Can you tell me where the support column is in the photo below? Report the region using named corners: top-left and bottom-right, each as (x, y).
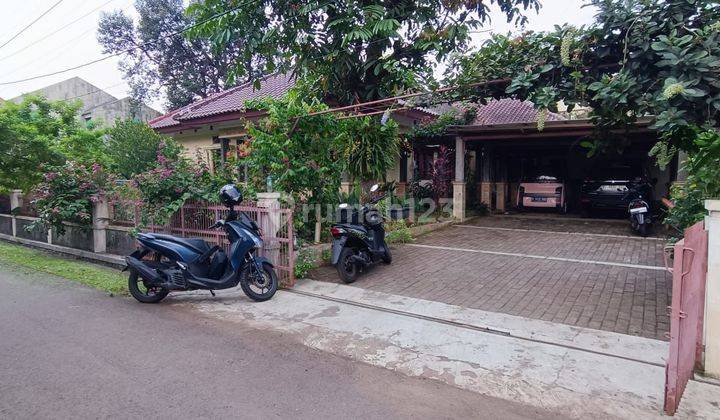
top-left (257, 192), bottom-right (282, 262)
top-left (496, 182), bottom-right (507, 213)
top-left (453, 137), bottom-right (466, 221)
top-left (495, 154), bottom-right (508, 213)
top-left (340, 171), bottom-right (351, 195)
top-left (704, 200), bottom-right (720, 378)
top-left (9, 189), bottom-right (22, 237)
top-left (479, 149), bottom-right (492, 207)
top-left (92, 195), bottom-right (109, 253)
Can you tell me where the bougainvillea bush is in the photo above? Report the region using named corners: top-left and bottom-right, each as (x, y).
top-left (130, 141), bottom-right (236, 225)
top-left (29, 162), bottom-right (115, 235)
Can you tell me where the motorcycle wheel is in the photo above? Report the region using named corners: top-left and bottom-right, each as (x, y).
top-left (337, 247), bottom-right (359, 284)
top-left (381, 244), bottom-right (392, 264)
top-left (639, 223), bottom-right (649, 237)
top-left (128, 269), bottom-right (169, 303)
top-left (240, 262), bottom-right (278, 302)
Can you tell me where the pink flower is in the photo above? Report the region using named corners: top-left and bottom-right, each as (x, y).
top-left (157, 154), bottom-right (167, 165)
top-left (51, 207), bottom-right (60, 215)
top-left (89, 195), bottom-right (100, 203)
top-left (45, 172), bottom-right (58, 181)
top-left (160, 169), bottom-right (173, 179)
top-left (91, 163), bottom-right (101, 174)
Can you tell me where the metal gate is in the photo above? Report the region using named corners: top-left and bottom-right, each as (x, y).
top-left (664, 221), bottom-right (708, 415)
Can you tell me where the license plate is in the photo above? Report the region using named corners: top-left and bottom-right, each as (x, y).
top-left (630, 207), bottom-right (648, 213)
top-left (531, 197), bottom-right (547, 202)
top-left (599, 185), bottom-right (628, 192)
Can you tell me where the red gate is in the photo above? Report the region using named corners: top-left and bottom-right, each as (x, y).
top-left (664, 221), bottom-right (708, 415)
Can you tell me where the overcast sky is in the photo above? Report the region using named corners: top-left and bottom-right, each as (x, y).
top-left (0, 0), bottom-right (597, 113)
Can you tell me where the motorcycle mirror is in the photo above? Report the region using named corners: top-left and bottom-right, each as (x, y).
top-left (370, 184), bottom-right (379, 193)
top-left (339, 203), bottom-right (349, 209)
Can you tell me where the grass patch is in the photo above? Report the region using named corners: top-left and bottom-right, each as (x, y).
top-left (0, 241), bottom-right (127, 295)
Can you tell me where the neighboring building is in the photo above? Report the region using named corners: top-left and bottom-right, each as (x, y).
top-left (10, 77), bottom-right (161, 125)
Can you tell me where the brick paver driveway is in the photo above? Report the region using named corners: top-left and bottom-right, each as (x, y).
top-left (310, 215), bottom-right (672, 340)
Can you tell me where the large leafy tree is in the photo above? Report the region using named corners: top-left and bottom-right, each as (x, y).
top-left (0, 97), bottom-right (107, 191)
top-left (446, 0), bottom-right (720, 158)
top-left (106, 119), bottom-right (181, 178)
top-left (97, 0), bottom-right (264, 109)
top-left (187, 0), bottom-right (539, 105)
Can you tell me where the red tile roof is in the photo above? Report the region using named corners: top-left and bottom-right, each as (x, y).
top-left (149, 73), bottom-right (295, 129)
top-left (472, 98), bottom-right (564, 125)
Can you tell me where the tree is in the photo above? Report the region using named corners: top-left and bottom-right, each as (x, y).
top-left (106, 119), bottom-right (180, 178)
top-left (446, 1), bottom-right (719, 158)
top-left (187, 0), bottom-right (539, 105)
top-left (97, 0), bottom-right (262, 109)
top-left (0, 97), bottom-right (101, 191)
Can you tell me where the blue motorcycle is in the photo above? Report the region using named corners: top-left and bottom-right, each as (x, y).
top-left (124, 184), bottom-right (278, 303)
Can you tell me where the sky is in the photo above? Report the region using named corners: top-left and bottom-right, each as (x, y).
top-left (0, 0), bottom-right (598, 113)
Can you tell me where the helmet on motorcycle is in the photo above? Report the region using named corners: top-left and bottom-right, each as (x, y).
top-left (219, 184), bottom-right (242, 208)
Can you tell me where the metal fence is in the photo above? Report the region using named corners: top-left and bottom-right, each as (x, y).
top-left (109, 199), bottom-right (296, 286)
top-left (664, 221), bottom-right (708, 415)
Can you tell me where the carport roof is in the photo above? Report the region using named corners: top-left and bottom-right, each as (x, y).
top-left (449, 117), bottom-right (655, 141)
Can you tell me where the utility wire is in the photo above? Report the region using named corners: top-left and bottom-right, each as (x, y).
top-left (0, 0), bottom-right (117, 62)
top-left (0, 0), bottom-right (65, 50)
top-left (0, 0), bottom-right (262, 86)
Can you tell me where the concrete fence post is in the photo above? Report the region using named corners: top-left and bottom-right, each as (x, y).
top-left (92, 195), bottom-right (109, 253)
top-left (257, 192), bottom-right (281, 263)
top-left (453, 136), bottom-right (466, 221)
top-left (9, 189), bottom-right (22, 237)
top-left (704, 199), bottom-right (720, 378)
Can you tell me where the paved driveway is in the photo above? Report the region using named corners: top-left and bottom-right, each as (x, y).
top-left (310, 216), bottom-right (672, 340)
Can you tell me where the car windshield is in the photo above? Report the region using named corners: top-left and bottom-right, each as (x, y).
top-left (587, 163), bottom-right (640, 181)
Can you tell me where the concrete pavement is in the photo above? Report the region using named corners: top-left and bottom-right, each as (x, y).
top-left (0, 262), bottom-right (558, 420)
top-left (175, 279), bottom-right (720, 419)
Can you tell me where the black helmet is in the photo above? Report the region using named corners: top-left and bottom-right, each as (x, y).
top-left (220, 184), bottom-right (242, 207)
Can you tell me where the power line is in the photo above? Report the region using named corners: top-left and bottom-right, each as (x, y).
top-left (0, 0), bottom-right (118, 62)
top-left (0, 0), bottom-right (65, 51)
top-left (0, 0), bottom-right (262, 86)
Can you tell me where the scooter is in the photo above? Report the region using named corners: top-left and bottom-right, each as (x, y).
top-left (625, 182), bottom-right (653, 237)
top-left (330, 184), bottom-right (391, 283)
top-left (124, 184), bottom-right (278, 303)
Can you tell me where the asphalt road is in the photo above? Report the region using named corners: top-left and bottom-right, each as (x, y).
top-left (0, 262), bottom-right (563, 419)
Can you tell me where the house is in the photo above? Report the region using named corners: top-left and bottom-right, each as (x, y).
top-left (149, 72), bottom-right (435, 177)
top-left (150, 74), bottom-right (678, 220)
top-left (10, 77), bottom-right (161, 125)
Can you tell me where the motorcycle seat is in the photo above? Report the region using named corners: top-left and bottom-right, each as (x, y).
top-left (139, 233), bottom-right (211, 254)
top-left (334, 223), bottom-right (368, 234)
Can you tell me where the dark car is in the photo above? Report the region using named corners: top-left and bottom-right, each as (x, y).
top-left (580, 163), bottom-right (653, 213)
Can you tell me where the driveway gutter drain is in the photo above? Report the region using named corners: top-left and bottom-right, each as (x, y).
top-left (287, 288), bottom-right (667, 368)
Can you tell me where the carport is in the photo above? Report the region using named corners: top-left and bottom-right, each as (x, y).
top-left (445, 117), bottom-right (679, 218)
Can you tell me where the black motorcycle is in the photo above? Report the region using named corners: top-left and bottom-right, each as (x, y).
top-left (330, 184), bottom-right (391, 283)
top-left (625, 181), bottom-right (653, 237)
top-left (124, 184), bottom-right (278, 303)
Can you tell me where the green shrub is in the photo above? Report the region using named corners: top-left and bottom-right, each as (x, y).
top-left (294, 247), bottom-right (318, 278)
